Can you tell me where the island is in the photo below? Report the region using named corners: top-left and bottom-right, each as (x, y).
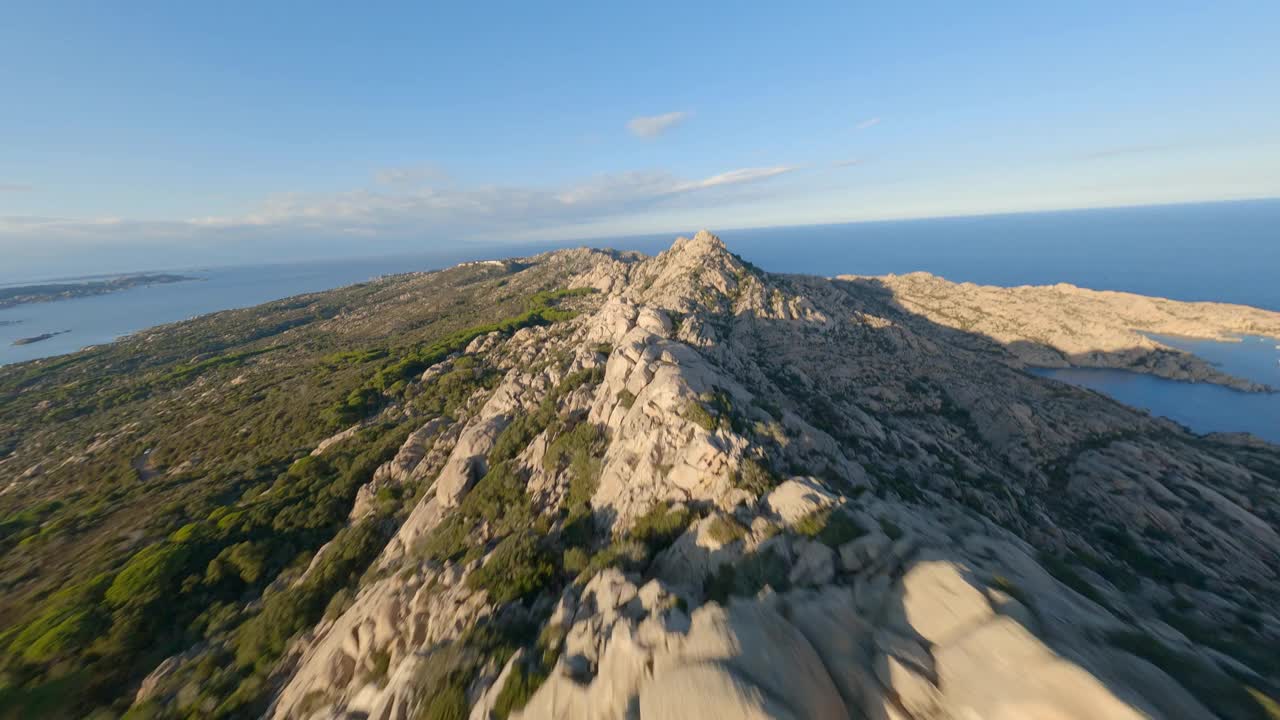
top-left (1, 232), bottom-right (1277, 719)
top-left (11, 330), bottom-right (69, 346)
top-left (0, 272), bottom-right (196, 310)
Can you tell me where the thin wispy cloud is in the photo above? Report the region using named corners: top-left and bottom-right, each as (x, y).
top-left (627, 111), bottom-right (690, 138)
top-left (674, 166), bottom-right (795, 191)
top-left (854, 117), bottom-right (882, 130)
top-left (2, 161), bottom-right (798, 251)
top-left (832, 158), bottom-right (865, 168)
top-left (0, 182), bottom-right (33, 193)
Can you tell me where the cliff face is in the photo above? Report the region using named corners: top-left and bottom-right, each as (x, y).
top-left (137, 232), bottom-right (1278, 719)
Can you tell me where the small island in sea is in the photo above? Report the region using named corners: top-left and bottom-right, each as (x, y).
top-left (11, 330), bottom-right (70, 346)
top-left (0, 273), bottom-right (196, 310)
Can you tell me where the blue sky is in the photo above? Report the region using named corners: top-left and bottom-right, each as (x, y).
top-left (1, 1), bottom-right (1278, 277)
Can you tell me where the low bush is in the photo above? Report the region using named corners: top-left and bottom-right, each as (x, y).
top-left (704, 548), bottom-right (789, 604)
top-left (466, 532), bottom-right (555, 604)
top-left (731, 458), bottom-right (778, 496)
top-left (684, 400), bottom-right (717, 432)
top-left (492, 662), bottom-right (548, 719)
top-left (707, 515), bottom-right (748, 545)
top-left (630, 503), bottom-right (692, 554)
top-left (461, 462), bottom-right (532, 536)
top-left (793, 507), bottom-right (866, 547)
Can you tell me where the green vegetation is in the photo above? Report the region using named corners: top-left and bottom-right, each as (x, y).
top-left (730, 457), bottom-right (779, 496)
top-left (574, 503), bottom-right (694, 580)
top-left (492, 662), bottom-right (549, 719)
top-left (420, 685), bottom-right (468, 720)
top-left (161, 348), bottom-right (274, 384)
top-left (467, 532), bottom-right (556, 604)
top-left (794, 507), bottom-right (866, 547)
top-left (629, 502), bottom-right (693, 555)
top-left (0, 260), bottom-right (601, 717)
top-left (704, 547), bottom-right (790, 604)
top-left (707, 514), bottom-right (748, 544)
top-left (544, 420), bottom-right (606, 512)
top-left (685, 399), bottom-right (717, 431)
top-left (330, 288), bottom-right (593, 427)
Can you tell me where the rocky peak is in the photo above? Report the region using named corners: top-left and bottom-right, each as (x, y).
top-left (618, 230), bottom-right (756, 319)
top-left (669, 228), bottom-right (729, 256)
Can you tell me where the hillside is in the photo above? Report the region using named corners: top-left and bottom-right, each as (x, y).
top-left (1, 232), bottom-right (1278, 719)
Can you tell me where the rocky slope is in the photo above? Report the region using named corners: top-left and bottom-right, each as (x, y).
top-left (857, 271), bottom-right (1280, 391)
top-left (128, 232), bottom-right (1279, 719)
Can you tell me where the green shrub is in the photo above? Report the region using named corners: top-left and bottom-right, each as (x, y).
top-left (543, 422), bottom-right (606, 513)
top-left (461, 461), bottom-right (532, 535)
top-left (234, 521), bottom-right (387, 669)
top-left (418, 514), bottom-right (473, 563)
top-left (222, 541), bottom-right (269, 584)
top-left (419, 684), bottom-right (468, 720)
top-left (630, 503), bottom-right (692, 554)
top-left (616, 389), bottom-right (636, 409)
top-left (562, 547), bottom-right (590, 574)
top-left (106, 543), bottom-right (191, 607)
top-left (8, 575), bottom-right (110, 659)
top-left (556, 366), bottom-right (604, 395)
top-left (793, 507), bottom-right (866, 547)
top-left (731, 458), bottom-right (778, 496)
top-left (493, 662), bottom-right (548, 719)
top-left (467, 532), bottom-right (555, 604)
top-left (490, 411), bottom-right (551, 466)
top-left (704, 548), bottom-right (789, 603)
top-left (707, 515), bottom-right (748, 545)
top-left (582, 539), bottom-right (650, 577)
top-left (21, 608), bottom-right (100, 663)
top-left (684, 400), bottom-right (717, 432)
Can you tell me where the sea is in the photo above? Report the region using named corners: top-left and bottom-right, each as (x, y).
top-left (2, 199), bottom-right (1278, 442)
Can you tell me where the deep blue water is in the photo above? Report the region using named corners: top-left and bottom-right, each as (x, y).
top-left (2, 199), bottom-right (1278, 441)
top-left (1031, 334), bottom-right (1280, 444)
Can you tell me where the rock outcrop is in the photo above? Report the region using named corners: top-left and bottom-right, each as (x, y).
top-left (132, 231), bottom-right (1280, 720)
top-left (857, 271), bottom-right (1280, 391)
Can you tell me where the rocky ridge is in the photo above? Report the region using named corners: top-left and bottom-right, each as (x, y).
top-left (136, 232), bottom-right (1280, 719)
top-left (856, 271), bottom-right (1280, 392)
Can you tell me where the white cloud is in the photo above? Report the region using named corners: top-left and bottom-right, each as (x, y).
top-left (1, 162), bottom-right (798, 250)
top-left (854, 117), bottom-right (881, 130)
top-left (833, 158), bottom-right (865, 168)
top-left (626, 111), bottom-right (690, 138)
top-left (673, 166), bottom-right (795, 191)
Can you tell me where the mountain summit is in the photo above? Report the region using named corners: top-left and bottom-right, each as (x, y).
top-left (2, 233), bottom-right (1278, 719)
